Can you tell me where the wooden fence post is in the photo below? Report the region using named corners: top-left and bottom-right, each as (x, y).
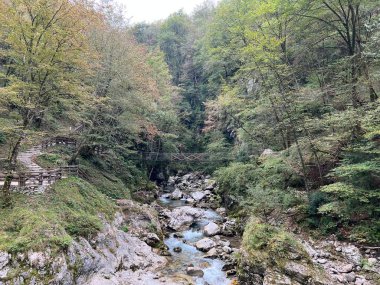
top-left (38, 172), bottom-right (43, 185)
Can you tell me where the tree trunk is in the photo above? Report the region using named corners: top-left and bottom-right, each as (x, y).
top-left (1, 135), bottom-right (23, 208)
top-left (351, 58), bottom-right (360, 108)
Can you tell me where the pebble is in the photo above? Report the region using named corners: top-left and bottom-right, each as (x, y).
top-left (345, 272), bottom-right (356, 282)
top-left (317, 258), bottom-right (327, 264)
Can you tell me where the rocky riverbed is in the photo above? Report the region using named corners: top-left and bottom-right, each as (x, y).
top-left (0, 172), bottom-right (379, 285)
top-left (156, 172), bottom-right (240, 284)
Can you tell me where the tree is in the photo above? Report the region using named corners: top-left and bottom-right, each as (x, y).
top-left (0, 0), bottom-right (96, 206)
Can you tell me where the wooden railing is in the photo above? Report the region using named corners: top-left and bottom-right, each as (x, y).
top-left (41, 136), bottom-right (77, 150)
top-left (0, 165), bottom-right (79, 187)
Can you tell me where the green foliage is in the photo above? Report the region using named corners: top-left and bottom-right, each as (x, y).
top-left (35, 153), bottom-right (66, 169)
top-left (79, 159), bottom-right (131, 199)
top-left (214, 162), bottom-right (257, 197)
top-left (0, 132), bottom-right (5, 144)
top-left (0, 177), bottom-right (116, 253)
top-left (242, 218), bottom-right (309, 266)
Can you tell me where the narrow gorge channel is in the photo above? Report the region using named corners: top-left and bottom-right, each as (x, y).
top-left (156, 172), bottom-right (239, 285)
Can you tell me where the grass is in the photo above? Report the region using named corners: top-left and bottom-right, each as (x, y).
top-left (79, 159), bottom-right (131, 199)
top-left (0, 177), bottom-right (116, 253)
top-left (241, 218), bottom-right (310, 269)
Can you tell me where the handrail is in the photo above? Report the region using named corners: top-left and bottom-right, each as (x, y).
top-left (0, 165), bottom-right (79, 187)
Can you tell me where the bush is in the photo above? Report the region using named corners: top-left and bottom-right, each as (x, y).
top-left (214, 162), bottom-right (257, 197)
top-left (242, 218), bottom-right (309, 267)
top-left (0, 132), bottom-right (6, 144)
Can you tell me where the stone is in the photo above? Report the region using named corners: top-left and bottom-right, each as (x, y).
top-left (345, 272), bottom-right (356, 282)
top-left (168, 176), bottom-right (175, 185)
top-left (173, 247), bottom-right (182, 253)
top-left (367, 258), bottom-right (377, 266)
top-left (205, 180), bottom-right (216, 190)
top-left (186, 267), bottom-right (204, 277)
top-left (204, 248), bottom-right (219, 259)
top-left (0, 251), bottom-right (10, 279)
top-left (144, 233), bottom-right (160, 247)
top-left (335, 246), bottom-right (342, 252)
top-left (28, 252), bottom-right (47, 269)
top-left (170, 189), bottom-right (183, 200)
top-left (185, 198), bottom-right (195, 204)
top-left (336, 263), bottom-right (353, 273)
top-left (342, 245), bottom-right (362, 265)
top-left (283, 262), bottom-right (312, 283)
top-left (0, 252), bottom-right (10, 269)
top-left (195, 238), bottom-right (216, 252)
top-left (190, 191), bottom-right (206, 201)
top-left (221, 220), bottom-right (237, 236)
top-left (216, 208), bottom-right (226, 215)
top-left (263, 269), bottom-right (298, 285)
top-left (222, 246), bottom-right (233, 254)
top-left (317, 258), bottom-right (327, 264)
top-left (222, 262), bottom-right (235, 271)
top-left (260, 149), bottom-right (275, 158)
top-left (167, 206), bottom-right (204, 231)
top-left (204, 222), bottom-right (220, 237)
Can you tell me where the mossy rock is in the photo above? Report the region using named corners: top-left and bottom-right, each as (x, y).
top-left (238, 218), bottom-right (336, 285)
top-left (0, 177), bottom-right (116, 253)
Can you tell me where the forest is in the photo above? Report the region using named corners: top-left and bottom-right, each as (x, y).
top-left (0, 0), bottom-right (379, 284)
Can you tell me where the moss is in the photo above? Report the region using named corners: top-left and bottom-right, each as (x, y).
top-left (0, 177), bottom-right (116, 253)
top-left (241, 218), bottom-right (310, 270)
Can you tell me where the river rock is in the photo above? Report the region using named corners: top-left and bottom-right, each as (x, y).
top-left (204, 222), bottom-right (220, 237)
top-left (204, 180), bottom-right (216, 190)
top-left (144, 233), bottom-right (160, 247)
top-left (195, 238), bottom-right (216, 252)
top-left (186, 266), bottom-right (204, 277)
top-left (167, 206), bottom-right (204, 231)
top-left (186, 198), bottom-right (195, 204)
top-left (222, 246), bottom-right (233, 254)
top-left (341, 245), bottom-right (362, 265)
top-left (170, 189), bottom-right (183, 200)
top-left (204, 248), bottom-right (219, 259)
top-left (221, 219), bottom-right (237, 236)
top-left (216, 208), bottom-right (226, 215)
top-left (336, 263), bottom-right (353, 273)
top-left (367, 257), bottom-right (377, 266)
top-left (173, 247), bottom-right (182, 253)
top-left (283, 261), bottom-right (312, 283)
top-left (345, 272), bottom-right (357, 282)
top-left (190, 191), bottom-right (206, 201)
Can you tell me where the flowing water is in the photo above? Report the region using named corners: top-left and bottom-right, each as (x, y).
top-left (158, 195), bottom-right (232, 285)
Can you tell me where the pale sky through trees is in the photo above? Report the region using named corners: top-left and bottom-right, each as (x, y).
top-left (118, 0), bottom-right (218, 23)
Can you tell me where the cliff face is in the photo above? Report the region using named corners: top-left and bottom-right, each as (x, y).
top-left (0, 212), bottom-right (170, 285)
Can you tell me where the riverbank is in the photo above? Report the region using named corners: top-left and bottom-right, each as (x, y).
top-left (0, 173), bottom-right (379, 285)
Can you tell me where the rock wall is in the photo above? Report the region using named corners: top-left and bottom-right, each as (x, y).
top-left (0, 212), bottom-right (171, 285)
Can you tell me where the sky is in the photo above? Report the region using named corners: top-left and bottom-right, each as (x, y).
top-left (117, 0), bottom-right (218, 23)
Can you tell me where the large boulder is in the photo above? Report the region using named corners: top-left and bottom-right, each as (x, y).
top-left (190, 191), bottom-right (206, 201)
top-left (195, 238), bottom-right (216, 252)
top-left (170, 188), bottom-right (184, 200)
top-left (203, 222), bottom-right (220, 237)
top-left (167, 206), bottom-right (204, 231)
